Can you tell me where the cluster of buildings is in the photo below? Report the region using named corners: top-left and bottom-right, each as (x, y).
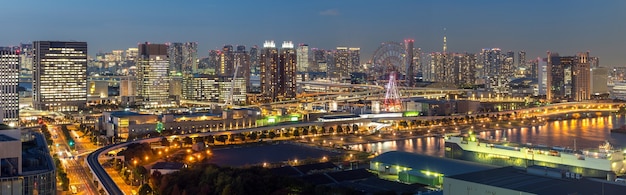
top-left (87, 41), bottom-right (363, 107)
top-left (419, 36), bottom-right (605, 102)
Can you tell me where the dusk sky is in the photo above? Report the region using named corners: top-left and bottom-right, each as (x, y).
top-left (1, 0), bottom-right (625, 66)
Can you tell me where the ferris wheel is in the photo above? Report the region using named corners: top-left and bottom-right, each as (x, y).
top-left (370, 42), bottom-right (407, 79)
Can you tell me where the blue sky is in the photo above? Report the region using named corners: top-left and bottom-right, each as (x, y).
top-left (1, 0), bottom-right (625, 66)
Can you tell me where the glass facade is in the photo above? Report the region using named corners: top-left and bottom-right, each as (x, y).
top-left (137, 43), bottom-right (172, 108)
top-left (0, 47), bottom-right (19, 125)
top-left (33, 41), bottom-right (88, 112)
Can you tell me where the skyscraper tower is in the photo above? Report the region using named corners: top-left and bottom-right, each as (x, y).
top-left (349, 47), bottom-right (361, 72)
top-left (33, 41), bottom-right (87, 112)
top-left (220, 45), bottom-right (235, 77)
top-left (137, 43), bottom-right (171, 108)
top-left (546, 52), bottom-right (575, 101)
top-left (573, 52), bottom-right (591, 101)
top-left (168, 42), bottom-right (198, 75)
top-left (518, 51), bottom-right (526, 68)
top-left (234, 45), bottom-right (251, 93)
top-left (334, 47), bottom-right (350, 81)
top-left (0, 47), bottom-right (19, 126)
top-left (405, 39), bottom-right (415, 86)
top-left (280, 41), bottom-right (297, 99)
top-left (260, 41), bottom-right (279, 102)
top-left (296, 44), bottom-right (309, 72)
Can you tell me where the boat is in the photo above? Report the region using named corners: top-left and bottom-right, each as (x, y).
top-left (611, 125), bottom-right (626, 134)
top-left (444, 135), bottom-right (626, 178)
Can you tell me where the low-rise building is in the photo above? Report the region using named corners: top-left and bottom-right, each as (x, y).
top-left (97, 108), bottom-right (261, 140)
top-left (150, 162), bottom-right (187, 175)
top-left (444, 166), bottom-right (626, 195)
top-left (370, 151), bottom-right (494, 186)
top-left (0, 127), bottom-right (56, 195)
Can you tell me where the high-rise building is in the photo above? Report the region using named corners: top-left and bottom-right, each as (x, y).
top-left (280, 41), bottom-right (297, 99)
top-left (537, 57), bottom-right (548, 96)
top-left (249, 45), bottom-right (261, 94)
top-left (125, 47), bottom-right (138, 61)
top-left (259, 41), bottom-right (297, 102)
top-left (572, 52), bottom-right (591, 101)
top-left (591, 67), bottom-right (609, 96)
top-left (334, 47), bottom-right (350, 81)
top-left (0, 47), bottom-right (19, 126)
top-left (452, 53), bottom-right (477, 87)
top-left (405, 39), bottom-right (415, 86)
top-left (260, 41), bottom-right (279, 102)
top-left (429, 52), bottom-right (453, 83)
top-left (234, 45), bottom-right (251, 93)
top-left (546, 52), bottom-right (575, 101)
top-left (479, 48), bottom-right (503, 80)
top-left (311, 48), bottom-right (326, 72)
top-left (219, 45), bottom-right (234, 77)
top-left (168, 42), bottom-right (198, 75)
top-left (18, 43), bottom-right (34, 74)
top-left (590, 56), bottom-right (600, 68)
top-left (332, 47), bottom-right (360, 81)
top-left (518, 51), bottom-right (526, 69)
top-left (296, 44), bottom-right (309, 72)
top-left (33, 41), bottom-right (87, 112)
top-left (349, 47), bottom-right (360, 72)
top-left (136, 43), bottom-right (172, 108)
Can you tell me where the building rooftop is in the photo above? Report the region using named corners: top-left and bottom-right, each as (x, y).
top-left (294, 162), bottom-right (337, 174)
top-left (109, 111), bottom-right (151, 118)
top-left (0, 124), bottom-right (12, 130)
top-left (447, 166), bottom-right (626, 195)
top-left (372, 151), bottom-right (495, 176)
top-left (151, 162), bottom-right (186, 170)
top-left (0, 134), bottom-right (17, 142)
top-left (174, 112), bottom-right (220, 119)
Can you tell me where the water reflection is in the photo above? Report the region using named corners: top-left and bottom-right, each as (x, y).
top-left (349, 115), bottom-right (626, 157)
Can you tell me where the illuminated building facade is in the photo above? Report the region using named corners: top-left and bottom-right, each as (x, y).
top-left (546, 52), bottom-right (575, 101)
top-left (259, 41), bottom-right (279, 102)
top-left (33, 41), bottom-right (87, 112)
top-left (334, 47), bottom-right (350, 80)
top-left (259, 41), bottom-right (297, 102)
top-left (279, 41), bottom-right (297, 99)
top-left (167, 42), bottom-right (198, 75)
top-left (405, 39), bottom-right (415, 86)
top-left (572, 52), bottom-right (591, 101)
top-left (0, 47), bottom-right (19, 126)
top-left (296, 44), bottom-right (309, 72)
top-left (183, 75), bottom-right (246, 104)
top-left (136, 43), bottom-right (173, 108)
top-left (333, 47), bottom-right (360, 81)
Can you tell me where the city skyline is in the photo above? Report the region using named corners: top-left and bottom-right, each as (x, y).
top-left (1, 0), bottom-right (625, 66)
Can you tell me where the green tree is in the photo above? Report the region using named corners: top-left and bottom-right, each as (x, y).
top-left (352, 124), bottom-right (359, 132)
top-left (138, 184), bottom-right (152, 195)
top-left (336, 125), bottom-right (343, 134)
top-left (194, 137), bottom-right (204, 144)
top-left (268, 132), bottom-right (277, 139)
top-left (160, 137), bottom-right (170, 147)
top-left (205, 135), bottom-right (215, 144)
top-left (293, 129), bottom-right (300, 137)
top-left (183, 137), bottom-right (193, 146)
top-left (248, 132), bottom-right (258, 140)
top-left (215, 135), bottom-right (227, 144)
